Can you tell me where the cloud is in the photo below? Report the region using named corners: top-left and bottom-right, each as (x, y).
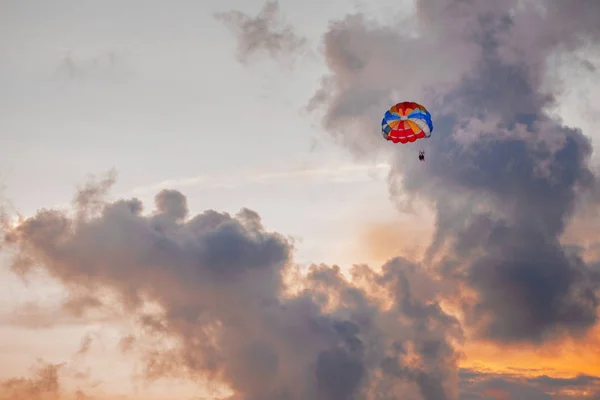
top-left (459, 368), bottom-right (600, 400)
top-left (0, 362), bottom-right (63, 400)
top-left (3, 1), bottom-right (600, 398)
top-left (308, 0), bottom-right (600, 344)
top-left (0, 360), bottom-right (98, 400)
top-left (216, 0), bottom-right (306, 64)
top-left (0, 360), bottom-right (111, 400)
top-left (53, 51), bottom-right (131, 83)
top-left (2, 177), bottom-right (463, 399)
top-left (75, 334), bottom-right (93, 357)
top-left (125, 162), bottom-right (390, 196)
top-left (459, 322), bottom-right (600, 378)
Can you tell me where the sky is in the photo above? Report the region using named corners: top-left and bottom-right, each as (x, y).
top-left (0, 0), bottom-right (599, 399)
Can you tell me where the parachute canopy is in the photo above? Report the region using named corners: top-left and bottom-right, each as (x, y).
top-left (381, 102), bottom-right (433, 144)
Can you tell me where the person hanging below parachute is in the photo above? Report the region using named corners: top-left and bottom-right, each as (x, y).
top-left (381, 101), bottom-right (433, 161)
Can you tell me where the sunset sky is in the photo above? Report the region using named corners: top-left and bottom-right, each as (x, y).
top-left (1, 0), bottom-right (600, 399)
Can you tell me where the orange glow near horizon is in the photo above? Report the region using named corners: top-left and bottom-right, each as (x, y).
top-left (459, 322), bottom-right (600, 378)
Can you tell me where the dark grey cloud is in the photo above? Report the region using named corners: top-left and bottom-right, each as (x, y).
top-left (3, 178), bottom-right (462, 399)
top-left (216, 0), bottom-right (306, 64)
top-left (309, 0), bottom-right (600, 343)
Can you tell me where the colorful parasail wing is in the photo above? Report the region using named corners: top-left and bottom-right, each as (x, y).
top-left (381, 102), bottom-right (433, 144)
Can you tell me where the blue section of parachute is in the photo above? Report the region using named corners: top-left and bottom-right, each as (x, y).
top-left (407, 110), bottom-right (434, 132)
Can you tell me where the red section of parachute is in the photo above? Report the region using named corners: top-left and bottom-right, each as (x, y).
top-left (390, 102), bottom-right (422, 114)
top-left (387, 122), bottom-right (427, 143)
